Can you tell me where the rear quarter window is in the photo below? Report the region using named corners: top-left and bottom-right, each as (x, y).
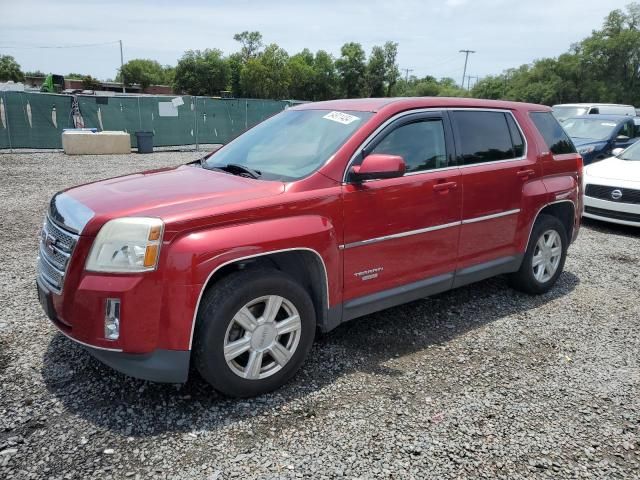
top-left (451, 111), bottom-right (519, 165)
top-left (530, 111), bottom-right (576, 154)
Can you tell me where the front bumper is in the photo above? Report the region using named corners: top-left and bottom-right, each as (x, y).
top-left (583, 195), bottom-right (640, 226)
top-left (37, 276), bottom-right (191, 383)
top-left (87, 346), bottom-right (190, 383)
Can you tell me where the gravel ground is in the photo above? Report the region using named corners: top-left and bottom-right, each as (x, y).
top-left (0, 151), bottom-right (639, 480)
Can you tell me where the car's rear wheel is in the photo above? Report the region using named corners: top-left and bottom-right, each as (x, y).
top-left (193, 268), bottom-right (316, 397)
top-left (509, 214), bottom-right (568, 294)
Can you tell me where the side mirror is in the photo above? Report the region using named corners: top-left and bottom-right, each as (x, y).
top-left (612, 147), bottom-right (625, 156)
top-left (349, 154), bottom-right (406, 182)
top-left (616, 135), bottom-right (630, 143)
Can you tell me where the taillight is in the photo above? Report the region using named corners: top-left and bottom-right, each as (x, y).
top-left (576, 154), bottom-right (584, 181)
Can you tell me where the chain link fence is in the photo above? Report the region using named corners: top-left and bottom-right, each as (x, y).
top-left (0, 91), bottom-right (293, 150)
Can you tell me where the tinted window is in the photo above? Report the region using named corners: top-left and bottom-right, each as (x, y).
top-left (452, 111), bottom-right (515, 165)
top-left (619, 120), bottom-right (634, 138)
top-left (529, 112), bottom-right (576, 154)
top-left (506, 114), bottom-right (525, 157)
top-left (371, 119), bottom-right (447, 173)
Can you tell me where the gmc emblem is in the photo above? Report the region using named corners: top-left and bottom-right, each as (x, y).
top-left (42, 231), bottom-right (58, 254)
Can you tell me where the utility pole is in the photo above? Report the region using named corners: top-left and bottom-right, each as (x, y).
top-left (459, 49), bottom-right (475, 88)
top-left (403, 68), bottom-right (414, 83)
top-left (119, 40), bottom-right (125, 93)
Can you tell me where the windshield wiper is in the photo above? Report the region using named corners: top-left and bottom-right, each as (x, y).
top-left (220, 163), bottom-right (262, 179)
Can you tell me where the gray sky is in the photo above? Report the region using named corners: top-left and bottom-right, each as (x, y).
top-left (0, 0), bottom-right (630, 85)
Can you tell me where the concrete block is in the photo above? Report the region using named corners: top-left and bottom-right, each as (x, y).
top-left (62, 131), bottom-right (131, 155)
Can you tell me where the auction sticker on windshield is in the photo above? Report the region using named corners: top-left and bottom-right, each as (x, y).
top-left (323, 111), bottom-right (360, 125)
top-left (601, 122), bottom-right (617, 126)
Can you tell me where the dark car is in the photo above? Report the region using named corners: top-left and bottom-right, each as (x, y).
top-left (562, 114), bottom-right (639, 164)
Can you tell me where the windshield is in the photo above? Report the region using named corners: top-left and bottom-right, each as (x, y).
top-left (562, 118), bottom-right (618, 141)
top-left (552, 106), bottom-right (588, 122)
top-left (618, 141), bottom-right (640, 161)
top-left (204, 109), bottom-right (373, 180)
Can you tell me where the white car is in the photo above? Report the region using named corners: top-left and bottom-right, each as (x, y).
top-left (583, 142), bottom-right (640, 226)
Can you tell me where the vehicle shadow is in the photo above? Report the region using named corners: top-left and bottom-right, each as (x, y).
top-left (42, 270), bottom-right (579, 438)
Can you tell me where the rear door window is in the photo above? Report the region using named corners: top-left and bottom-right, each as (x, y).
top-left (450, 111), bottom-right (517, 165)
top-left (529, 111), bottom-right (576, 154)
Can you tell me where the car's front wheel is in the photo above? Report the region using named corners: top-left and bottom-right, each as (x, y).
top-left (509, 214), bottom-right (568, 294)
top-left (193, 268), bottom-right (316, 397)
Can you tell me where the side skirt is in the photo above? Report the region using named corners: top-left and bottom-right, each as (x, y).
top-left (322, 254), bottom-right (524, 332)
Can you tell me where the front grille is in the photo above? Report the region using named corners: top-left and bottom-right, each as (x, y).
top-left (37, 216), bottom-right (78, 293)
top-left (584, 206), bottom-right (640, 223)
top-left (585, 184), bottom-right (640, 205)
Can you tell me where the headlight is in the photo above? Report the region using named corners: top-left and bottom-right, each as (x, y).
top-left (578, 146), bottom-right (595, 155)
top-left (86, 217), bottom-right (164, 272)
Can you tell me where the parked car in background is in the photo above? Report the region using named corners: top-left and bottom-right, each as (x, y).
top-left (36, 98), bottom-right (582, 397)
top-left (583, 141), bottom-right (640, 226)
top-left (552, 103), bottom-right (636, 123)
top-left (562, 115), bottom-right (639, 164)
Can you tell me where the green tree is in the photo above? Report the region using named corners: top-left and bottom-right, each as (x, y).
top-left (397, 75), bottom-right (468, 98)
top-left (228, 52), bottom-right (244, 97)
top-left (288, 49), bottom-right (315, 100)
top-left (471, 75), bottom-right (508, 99)
top-left (117, 59), bottom-right (167, 89)
top-left (173, 49), bottom-right (230, 96)
top-left (366, 45), bottom-right (386, 97)
top-left (0, 55), bottom-right (24, 82)
top-left (335, 42), bottom-right (366, 97)
top-left (66, 72), bottom-right (87, 79)
top-left (25, 70), bottom-right (46, 77)
top-left (471, 3), bottom-right (640, 106)
top-left (312, 50), bottom-right (338, 100)
top-left (382, 41), bottom-right (400, 96)
top-left (578, 4), bottom-right (640, 105)
top-left (81, 75), bottom-right (101, 90)
top-left (239, 58), bottom-right (269, 98)
top-left (240, 44), bottom-right (290, 99)
top-left (234, 31), bottom-right (263, 62)
top-left (162, 66), bottom-right (175, 86)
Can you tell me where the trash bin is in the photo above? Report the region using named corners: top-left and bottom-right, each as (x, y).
top-left (135, 131), bottom-right (154, 154)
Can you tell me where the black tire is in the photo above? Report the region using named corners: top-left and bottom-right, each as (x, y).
top-left (509, 214), bottom-right (568, 294)
top-left (193, 268), bottom-right (316, 398)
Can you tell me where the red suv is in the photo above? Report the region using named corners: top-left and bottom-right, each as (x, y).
top-left (36, 98), bottom-right (582, 397)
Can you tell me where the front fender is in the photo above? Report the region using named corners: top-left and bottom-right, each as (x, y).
top-left (159, 215), bottom-right (341, 350)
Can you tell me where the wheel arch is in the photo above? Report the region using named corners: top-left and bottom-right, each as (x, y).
top-left (525, 200), bottom-right (576, 249)
top-left (188, 248), bottom-right (330, 349)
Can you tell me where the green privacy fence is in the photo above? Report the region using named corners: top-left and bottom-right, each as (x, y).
top-left (0, 91), bottom-right (293, 150)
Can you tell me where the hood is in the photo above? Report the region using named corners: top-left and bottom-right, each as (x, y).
top-left (571, 138), bottom-right (608, 149)
top-left (61, 165), bottom-right (285, 235)
top-left (585, 157), bottom-right (640, 182)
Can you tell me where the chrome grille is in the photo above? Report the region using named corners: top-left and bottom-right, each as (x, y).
top-left (37, 215), bottom-right (78, 293)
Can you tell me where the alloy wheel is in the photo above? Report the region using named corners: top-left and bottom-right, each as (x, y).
top-left (223, 295), bottom-right (302, 380)
top-left (532, 229), bottom-right (562, 283)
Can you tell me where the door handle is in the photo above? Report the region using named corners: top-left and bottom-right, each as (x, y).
top-left (433, 181), bottom-right (458, 192)
top-left (517, 169), bottom-right (536, 179)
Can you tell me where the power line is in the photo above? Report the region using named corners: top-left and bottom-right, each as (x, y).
top-left (459, 49), bottom-right (476, 88)
top-left (402, 68), bottom-right (414, 82)
top-left (0, 41), bottom-right (120, 49)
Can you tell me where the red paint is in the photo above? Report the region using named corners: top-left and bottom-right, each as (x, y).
top-left (44, 97), bottom-right (581, 355)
